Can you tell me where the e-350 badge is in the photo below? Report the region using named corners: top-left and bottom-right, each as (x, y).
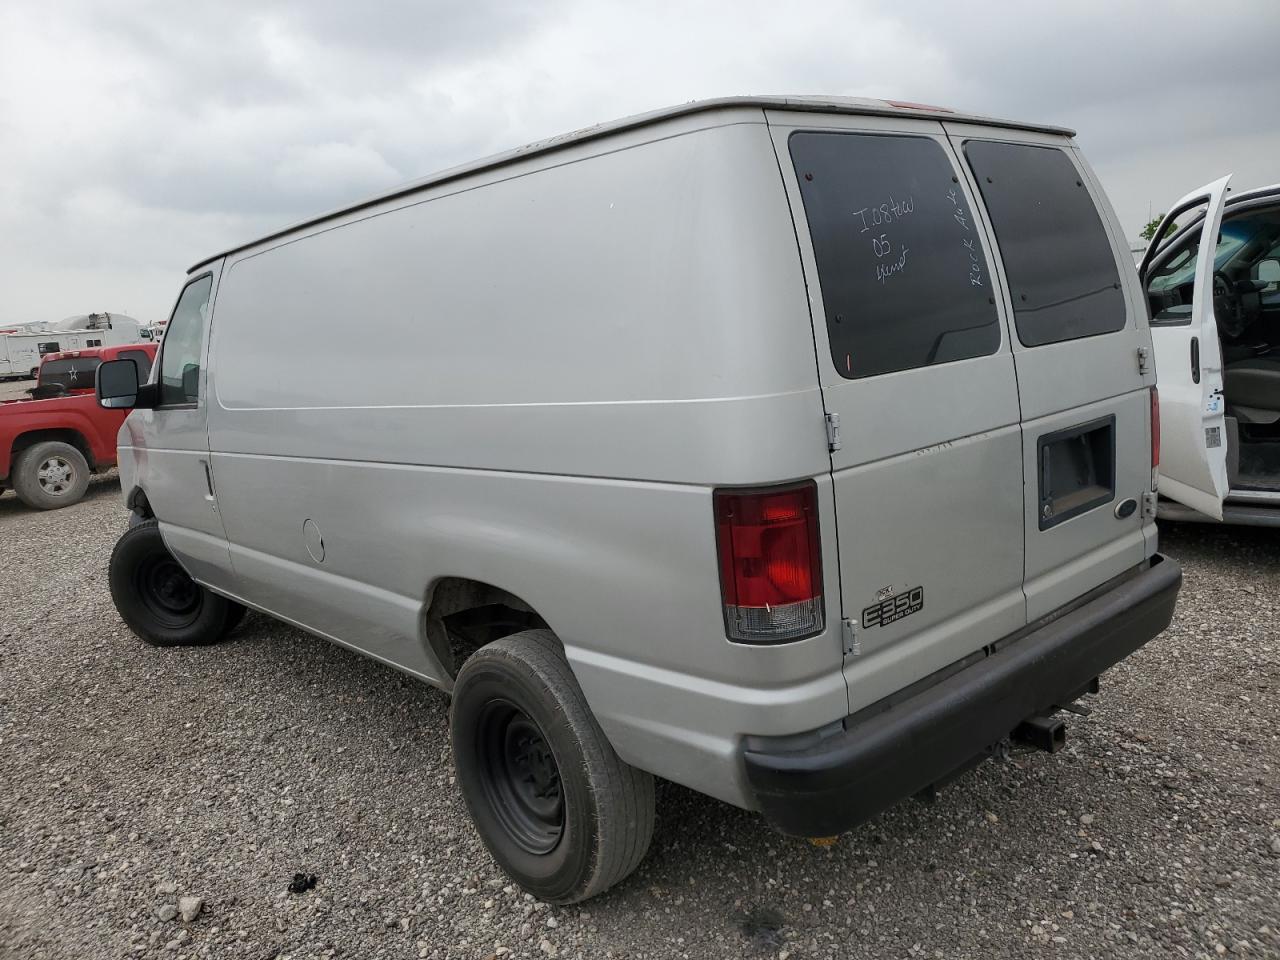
top-left (862, 586), bottom-right (924, 629)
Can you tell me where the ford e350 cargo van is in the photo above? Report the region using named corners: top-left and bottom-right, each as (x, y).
top-left (97, 96), bottom-right (1182, 903)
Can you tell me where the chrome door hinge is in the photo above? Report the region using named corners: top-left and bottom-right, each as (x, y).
top-left (841, 617), bottom-right (860, 656)
top-left (1137, 346), bottom-right (1151, 375)
top-left (825, 413), bottom-right (842, 452)
top-left (1141, 490), bottom-right (1158, 519)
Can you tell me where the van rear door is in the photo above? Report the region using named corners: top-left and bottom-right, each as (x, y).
top-left (1140, 177), bottom-right (1233, 520)
top-left (768, 111), bottom-right (1028, 713)
top-left (950, 126), bottom-right (1157, 619)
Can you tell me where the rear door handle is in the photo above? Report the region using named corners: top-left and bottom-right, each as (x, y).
top-left (1190, 337), bottom-right (1201, 384)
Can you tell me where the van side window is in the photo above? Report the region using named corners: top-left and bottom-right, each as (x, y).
top-left (159, 275), bottom-right (213, 406)
top-left (789, 132), bottom-right (1001, 379)
top-left (119, 348), bottom-right (154, 382)
top-left (962, 141), bottom-right (1125, 347)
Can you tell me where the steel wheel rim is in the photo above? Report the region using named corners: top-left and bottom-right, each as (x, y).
top-left (36, 455), bottom-right (76, 496)
top-left (133, 554), bottom-right (202, 628)
top-left (475, 698), bottom-right (564, 855)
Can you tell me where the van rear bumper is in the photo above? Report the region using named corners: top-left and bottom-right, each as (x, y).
top-left (741, 554), bottom-right (1181, 837)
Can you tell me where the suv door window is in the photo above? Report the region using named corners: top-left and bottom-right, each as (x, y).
top-left (789, 132), bottom-right (1001, 379)
top-left (963, 141), bottom-right (1125, 347)
top-left (159, 276), bottom-right (213, 406)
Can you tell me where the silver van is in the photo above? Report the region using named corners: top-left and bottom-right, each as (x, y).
top-left (97, 96), bottom-right (1182, 903)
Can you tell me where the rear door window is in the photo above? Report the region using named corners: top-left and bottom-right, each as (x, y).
top-left (790, 132), bottom-right (1001, 379)
top-left (963, 141), bottom-right (1125, 347)
top-left (38, 357), bottom-right (102, 390)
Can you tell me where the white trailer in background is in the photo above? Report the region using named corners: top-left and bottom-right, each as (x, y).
top-left (0, 313), bottom-right (145, 379)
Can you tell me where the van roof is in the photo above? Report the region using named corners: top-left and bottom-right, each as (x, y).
top-left (189, 95), bottom-right (1075, 272)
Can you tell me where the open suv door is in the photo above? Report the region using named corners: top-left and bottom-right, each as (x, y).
top-left (1140, 176), bottom-right (1232, 520)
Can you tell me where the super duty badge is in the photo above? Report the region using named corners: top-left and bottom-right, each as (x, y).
top-left (862, 586), bottom-right (924, 629)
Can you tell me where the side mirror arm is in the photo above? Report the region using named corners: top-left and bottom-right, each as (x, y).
top-left (134, 383), bottom-right (159, 409)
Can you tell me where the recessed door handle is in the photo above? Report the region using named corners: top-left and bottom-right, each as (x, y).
top-left (1190, 337), bottom-right (1200, 384)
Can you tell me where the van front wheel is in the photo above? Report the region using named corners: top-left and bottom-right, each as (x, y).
top-left (450, 630), bottom-right (655, 903)
top-left (109, 519), bottom-right (241, 646)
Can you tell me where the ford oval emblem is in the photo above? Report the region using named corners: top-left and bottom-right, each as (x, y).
top-left (1114, 498), bottom-right (1138, 519)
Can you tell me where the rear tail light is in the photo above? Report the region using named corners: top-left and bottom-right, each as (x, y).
top-left (714, 481), bottom-right (824, 643)
top-left (1150, 386), bottom-right (1161, 488)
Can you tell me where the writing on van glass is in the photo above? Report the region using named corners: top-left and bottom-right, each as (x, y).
top-left (947, 188), bottom-right (985, 288)
top-left (855, 194), bottom-right (914, 285)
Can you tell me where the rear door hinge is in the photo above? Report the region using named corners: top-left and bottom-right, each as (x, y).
top-left (825, 413), bottom-right (842, 452)
top-left (841, 617), bottom-right (860, 656)
top-left (1142, 490), bottom-right (1158, 519)
top-left (1137, 346), bottom-right (1151, 375)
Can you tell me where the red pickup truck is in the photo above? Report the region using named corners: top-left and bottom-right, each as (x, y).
top-left (0, 343), bottom-right (157, 509)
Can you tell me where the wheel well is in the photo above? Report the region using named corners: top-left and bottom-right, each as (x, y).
top-left (126, 487), bottom-right (154, 519)
top-left (11, 429), bottom-right (95, 471)
top-left (424, 577), bottom-right (550, 680)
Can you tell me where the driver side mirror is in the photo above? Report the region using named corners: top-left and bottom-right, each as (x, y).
top-left (97, 359), bottom-right (157, 410)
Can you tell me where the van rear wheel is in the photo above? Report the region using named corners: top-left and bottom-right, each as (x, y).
top-left (450, 630), bottom-right (655, 903)
top-left (109, 519), bottom-right (242, 646)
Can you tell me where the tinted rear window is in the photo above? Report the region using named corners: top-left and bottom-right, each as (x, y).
top-left (790, 132), bottom-right (1001, 379)
top-left (39, 357), bottom-right (101, 389)
top-left (963, 141), bottom-right (1125, 347)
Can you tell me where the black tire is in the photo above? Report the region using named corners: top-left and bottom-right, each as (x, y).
top-left (108, 519), bottom-right (240, 646)
top-left (12, 440), bottom-right (90, 509)
top-left (451, 630), bottom-right (655, 903)
top-left (222, 603), bottom-right (248, 638)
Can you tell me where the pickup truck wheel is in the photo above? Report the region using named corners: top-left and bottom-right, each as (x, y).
top-left (108, 519), bottom-right (240, 646)
top-left (451, 630), bottom-right (655, 904)
top-left (12, 441), bottom-right (90, 509)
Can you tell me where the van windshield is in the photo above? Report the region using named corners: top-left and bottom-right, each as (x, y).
top-left (39, 357), bottom-right (102, 390)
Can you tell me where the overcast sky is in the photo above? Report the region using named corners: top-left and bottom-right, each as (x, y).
top-left (2, 0), bottom-right (1277, 325)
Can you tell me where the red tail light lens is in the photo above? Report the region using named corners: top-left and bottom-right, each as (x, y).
top-left (714, 481), bottom-right (824, 643)
top-left (1150, 385), bottom-right (1161, 472)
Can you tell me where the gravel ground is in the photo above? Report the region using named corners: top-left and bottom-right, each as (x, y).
top-left (1, 487), bottom-right (1277, 960)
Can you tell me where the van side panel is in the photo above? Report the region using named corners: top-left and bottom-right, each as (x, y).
top-left (204, 114), bottom-right (845, 809)
top-left (209, 119), bottom-right (824, 484)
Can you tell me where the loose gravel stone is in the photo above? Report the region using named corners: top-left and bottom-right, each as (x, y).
top-left (177, 895), bottom-right (203, 922)
top-left (0, 488), bottom-right (1277, 958)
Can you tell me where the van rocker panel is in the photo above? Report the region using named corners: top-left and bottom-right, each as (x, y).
top-left (741, 554), bottom-right (1181, 837)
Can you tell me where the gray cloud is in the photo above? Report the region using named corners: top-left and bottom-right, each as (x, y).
top-left (1, 0), bottom-right (1277, 323)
